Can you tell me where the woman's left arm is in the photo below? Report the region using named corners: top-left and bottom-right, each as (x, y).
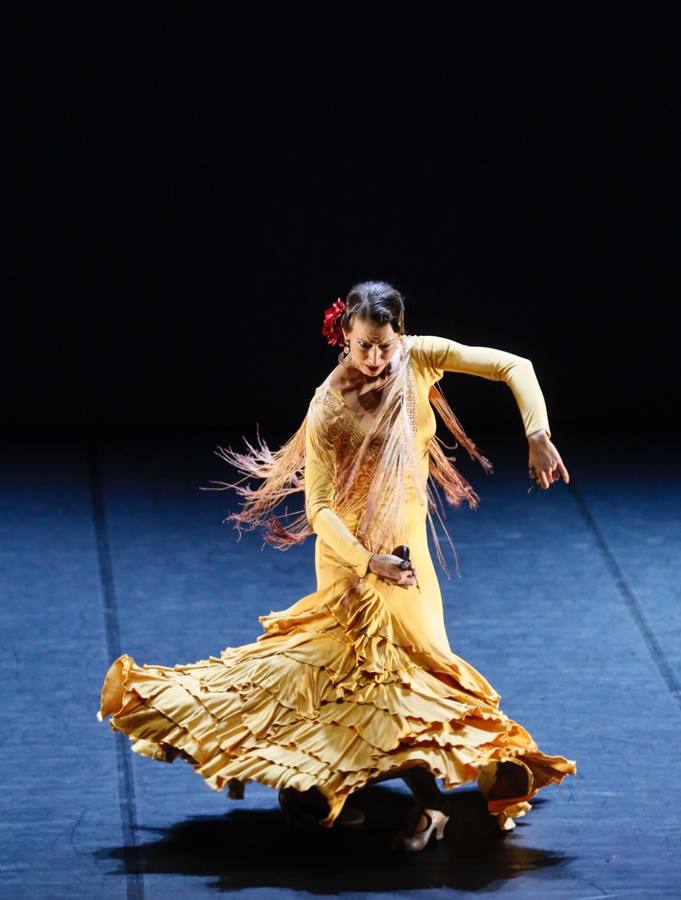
top-left (412, 335), bottom-right (570, 490)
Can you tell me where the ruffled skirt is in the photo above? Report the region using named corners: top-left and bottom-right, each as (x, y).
top-left (98, 576), bottom-right (576, 831)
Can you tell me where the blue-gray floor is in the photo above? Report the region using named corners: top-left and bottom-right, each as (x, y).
top-left (1, 427), bottom-right (679, 899)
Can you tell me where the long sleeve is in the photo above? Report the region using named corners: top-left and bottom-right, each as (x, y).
top-left (411, 334), bottom-right (552, 438)
top-left (304, 398), bottom-right (374, 578)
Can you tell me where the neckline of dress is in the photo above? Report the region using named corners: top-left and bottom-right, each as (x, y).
top-left (322, 336), bottom-right (413, 435)
top-left (326, 386), bottom-right (375, 435)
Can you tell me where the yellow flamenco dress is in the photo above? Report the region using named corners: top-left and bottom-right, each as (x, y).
top-left (97, 334), bottom-right (577, 831)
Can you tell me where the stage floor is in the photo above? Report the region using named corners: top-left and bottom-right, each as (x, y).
top-left (1, 427), bottom-right (679, 899)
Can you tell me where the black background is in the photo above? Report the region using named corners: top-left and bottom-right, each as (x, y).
top-left (11, 4), bottom-right (679, 437)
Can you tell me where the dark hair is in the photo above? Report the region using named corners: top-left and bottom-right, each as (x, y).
top-left (341, 280), bottom-right (405, 334)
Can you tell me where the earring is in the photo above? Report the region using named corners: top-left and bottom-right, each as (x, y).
top-left (339, 344), bottom-right (352, 367)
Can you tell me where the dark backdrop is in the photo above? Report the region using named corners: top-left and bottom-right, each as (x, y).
top-left (11, 5), bottom-right (679, 437)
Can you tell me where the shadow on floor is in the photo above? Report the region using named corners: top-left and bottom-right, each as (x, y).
top-left (96, 786), bottom-right (574, 894)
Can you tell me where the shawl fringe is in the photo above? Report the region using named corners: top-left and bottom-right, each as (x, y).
top-left (202, 344), bottom-right (493, 577)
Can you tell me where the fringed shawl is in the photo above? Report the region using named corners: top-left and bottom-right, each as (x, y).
top-left (203, 335), bottom-right (493, 577)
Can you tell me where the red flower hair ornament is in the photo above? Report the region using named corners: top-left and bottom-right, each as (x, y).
top-left (321, 297), bottom-right (346, 347)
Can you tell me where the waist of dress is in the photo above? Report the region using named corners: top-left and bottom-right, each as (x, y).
top-left (332, 495), bottom-right (429, 536)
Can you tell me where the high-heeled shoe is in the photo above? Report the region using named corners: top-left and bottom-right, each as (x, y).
top-left (391, 806), bottom-right (450, 852)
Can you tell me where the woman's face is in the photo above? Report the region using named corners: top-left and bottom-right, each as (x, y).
top-left (342, 318), bottom-right (400, 378)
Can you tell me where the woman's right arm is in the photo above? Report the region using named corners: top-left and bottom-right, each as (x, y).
top-left (304, 398), bottom-right (418, 587)
top-left (304, 402), bottom-right (374, 579)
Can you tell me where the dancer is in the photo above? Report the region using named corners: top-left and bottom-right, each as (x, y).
top-left (98, 280), bottom-right (576, 852)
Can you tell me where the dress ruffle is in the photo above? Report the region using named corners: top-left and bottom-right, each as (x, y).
top-left (98, 575), bottom-right (576, 830)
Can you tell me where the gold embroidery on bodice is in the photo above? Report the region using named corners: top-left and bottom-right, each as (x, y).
top-left (316, 388), bottom-right (385, 512)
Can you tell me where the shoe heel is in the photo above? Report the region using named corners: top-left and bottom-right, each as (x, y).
top-left (435, 814), bottom-right (449, 840)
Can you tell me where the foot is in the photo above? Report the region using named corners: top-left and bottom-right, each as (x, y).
top-left (278, 788), bottom-right (364, 829)
top-left (335, 805), bottom-right (365, 827)
top-left (226, 778), bottom-right (244, 800)
top-left (278, 787), bottom-right (325, 829)
top-left (391, 806), bottom-right (450, 852)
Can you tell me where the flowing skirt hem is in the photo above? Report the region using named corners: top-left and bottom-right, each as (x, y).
top-left (97, 579), bottom-right (576, 830)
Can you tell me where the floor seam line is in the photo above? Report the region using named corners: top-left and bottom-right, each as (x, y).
top-left (571, 481), bottom-right (681, 712)
top-left (87, 440), bottom-right (145, 900)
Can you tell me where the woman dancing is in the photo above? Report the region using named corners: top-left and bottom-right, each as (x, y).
top-left (98, 280), bottom-right (576, 852)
